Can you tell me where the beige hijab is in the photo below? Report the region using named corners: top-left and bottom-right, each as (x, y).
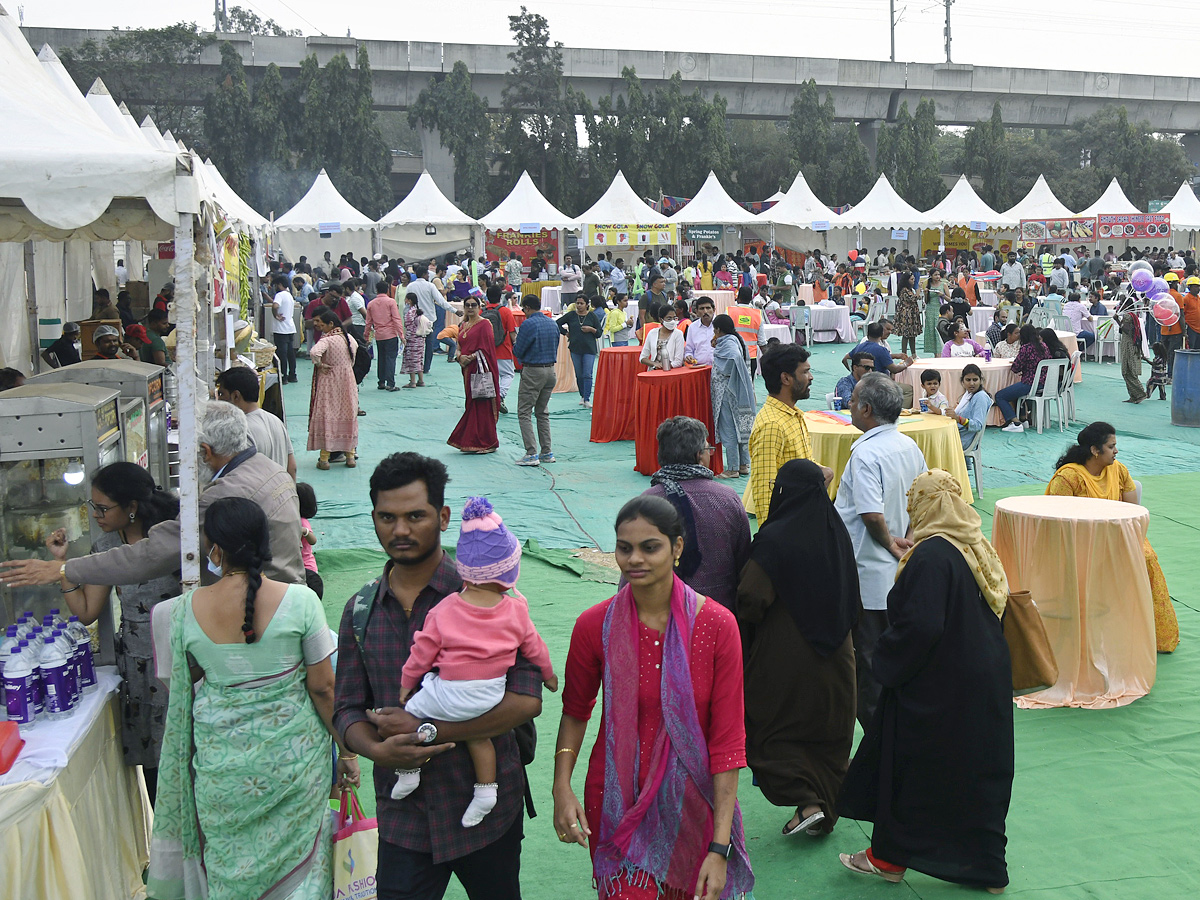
top-left (896, 469), bottom-right (1009, 618)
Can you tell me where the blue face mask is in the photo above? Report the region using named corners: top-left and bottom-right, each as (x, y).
top-left (206, 549), bottom-right (223, 579)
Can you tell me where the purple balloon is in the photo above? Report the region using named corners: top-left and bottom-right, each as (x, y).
top-left (1130, 268), bottom-right (1154, 292)
top-left (1151, 277), bottom-right (1169, 296)
top-left (1148, 290), bottom-right (1171, 304)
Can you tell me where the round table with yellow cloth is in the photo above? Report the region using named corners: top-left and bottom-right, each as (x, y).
top-left (741, 410), bottom-right (972, 516)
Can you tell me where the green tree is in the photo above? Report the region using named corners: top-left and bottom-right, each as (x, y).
top-left (825, 126), bottom-right (875, 206)
top-left (59, 23), bottom-right (214, 145)
top-left (246, 63), bottom-right (294, 215)
top-left (204, 43), bottom-right (252, 196)
top-left (876, 102), bottom-right (916, 199)
top-left (964, 103), bottom-right (1011, 209)
top-left (785, 80), bottom-right (834, 199)
top-left (728, 121), bottom-right (791, 202)
top-left (909, 99), bottom-right (945, 208)
top-left (409, 61), bottom-right (494, 216)
top-left (499, 7), bottom-right (579, 209)
top-left (221, 5), bottom-right (302, 36)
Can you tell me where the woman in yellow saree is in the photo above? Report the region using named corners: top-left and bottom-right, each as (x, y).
top-left (1045, 422), bottom-right (1179, 652)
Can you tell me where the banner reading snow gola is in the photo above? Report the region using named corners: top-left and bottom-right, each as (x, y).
top-left (582, 223), bottom-right (679, 247)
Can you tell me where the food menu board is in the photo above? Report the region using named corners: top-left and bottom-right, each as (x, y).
top-left (1096, 213), bottom-right (1171, 240)
top-left (148, 373), bottom-right (164, 407)
top-left (1019, 217), bottom-right (1097, 243)
top-left (95, 399), bottom-right (119, 444)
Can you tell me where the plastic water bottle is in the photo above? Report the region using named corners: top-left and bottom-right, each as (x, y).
top-left (18, 640), bottom-right (43, 716)
top-left (0, 626), bottom-right (19, 707)
top-left (40, 635), bottom-right (73, 720)
top-left (3, 646), bottom-right (35, 728)
top-left (67, 616), bottom-right (97, 692)
top-left (15, 616), bottom-right (33, 640)
top-left (48, 608), bottom-right (67, 630)
top-left (53, 630), bottom-right (80, 705)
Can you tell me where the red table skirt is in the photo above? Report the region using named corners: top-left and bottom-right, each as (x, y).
top-left (633, 366), bottom-right (723, 475)
top-left (591, 347), bottom-right (645, 442)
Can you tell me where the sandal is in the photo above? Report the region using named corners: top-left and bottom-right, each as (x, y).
top-left (714, 472), bottom-right (739, 479)
top-left (402, 384), bottom-right (416, 389)
top-left (782, 810), bottom-right (825, 836)
top-left (316, 460), bottom-right (330, 471)
top-left (839, 850), bottom-right (905, 884)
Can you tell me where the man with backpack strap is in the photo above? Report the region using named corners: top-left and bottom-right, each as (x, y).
top-left (334, 453), bottom-right (543, 900)
top-left (482, 286), bottom-right (518, 413)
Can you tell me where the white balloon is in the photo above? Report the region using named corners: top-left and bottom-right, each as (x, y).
top-left (1129, 260), bottom-right (1154, 275)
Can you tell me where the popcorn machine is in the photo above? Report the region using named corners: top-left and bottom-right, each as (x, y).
top-left (0, 384), bottom-right (126, 663)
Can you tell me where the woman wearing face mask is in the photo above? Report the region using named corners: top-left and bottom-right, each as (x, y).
top-left (41, 462), bottom-right (181, 805)
top-left (640, 305), bottom-right (686, 371)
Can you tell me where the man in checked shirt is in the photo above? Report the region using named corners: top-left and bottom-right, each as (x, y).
top-left (334, 452), bottom-right (543, 899)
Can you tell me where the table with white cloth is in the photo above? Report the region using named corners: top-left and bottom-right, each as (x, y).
top-left (761, 323), bottom-right (793, 345)
top-left (539, 286), bottom-right (563, 314)
top-left (973, 331), bottom-right (1083, 383)
top-left (810, 304), bottom-right (855, 342)
top-left (992, 495), bottom-right (1156, 709)
top-left (970, 306), bottom-right (996, 334)
top-left (897, 356), bottom-right (1018, 426)
top-left (795, 283), bottom-right (814, 305)
top-left (1, 667), bottom-right (151, 900)
top-left (979, 288), bottom-right (999, 306)
top-left (706, 290), bottom-right (739, 316)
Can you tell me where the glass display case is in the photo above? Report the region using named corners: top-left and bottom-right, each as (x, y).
top-left (0, 384), bottom-right (126, 664)
top-left (29, 360), bottom-right (170, 491)
top-left (121, 398), bottom-right (149, 469)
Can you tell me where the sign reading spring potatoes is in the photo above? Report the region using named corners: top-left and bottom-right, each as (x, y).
top-left (584, 223), bottom-right (679, 247)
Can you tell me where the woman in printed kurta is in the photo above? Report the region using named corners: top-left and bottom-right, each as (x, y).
top-left (308, 309), bottom-right (359, 468)
top-left (1045, 422), bottom-right (1178, 652)
top-left (553, 496), bottom-right (754, 900)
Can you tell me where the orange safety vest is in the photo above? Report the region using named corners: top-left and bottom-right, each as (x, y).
top-left (728, 305), bottom-right (762, 358)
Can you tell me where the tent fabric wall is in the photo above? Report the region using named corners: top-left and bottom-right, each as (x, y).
top-left (91, 242), bottom-right (117, 295)
top-left (380, 233), bottom-right (472, 262)
top-left (0, 243), bottom-right (28, 370)
top-left (276, 231), bottom-right (375, 269)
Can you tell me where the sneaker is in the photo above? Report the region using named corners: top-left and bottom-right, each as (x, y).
top-left (1002, 422), bottom-right (1025, 433)
top-left (515, 454), bottom-right (541, 467)
top-left (328, 452), bottom-right (346, 463)
top-left (539, 453), bottom-right (556, 464)
top-left (583, 400), bottom-right (592, 409)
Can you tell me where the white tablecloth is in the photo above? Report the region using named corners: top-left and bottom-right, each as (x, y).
top-left (980, 289), bottom-right (999, 306)
top-left (539, 286), bottom-right (562, 314)
top-left (796, 283), bottom-right (814, 304)
top-left (762, 323), bottom-right (793, 345)
top-left (810, 305), bottom-right (855, 342)
top-left (970, 306), bottom-right (996, 334)
top-left (706, 290), bottom-right (739, 316)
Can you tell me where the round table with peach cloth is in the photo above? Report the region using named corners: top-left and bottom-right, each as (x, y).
top-left (897, 356), bottom-right (1017, 426)
top-left (512, 308), bottom-right (577, 394)
top-left (633, 366), bottom-right (723, 476)
top-left (705, 289), bottom-right (739, 316)
top-left (590, 346), bottom-right (645, 442)
top-left (992, 495), bottom-right (1156, 709)
top-left (740, 409), bottom-right (972, 515)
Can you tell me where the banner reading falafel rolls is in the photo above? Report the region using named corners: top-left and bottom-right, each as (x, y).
top-left (1019, 217), bottom-right (1097, 243)
top-left (1096, 213), bottom-right (1171, 241)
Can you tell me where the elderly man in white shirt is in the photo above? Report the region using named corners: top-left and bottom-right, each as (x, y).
top-left (683, 296), bottom-right (717, 365)
top-left (834, 373), bottom-right (927, 729)
top-left (999, 252), bottom-right (1026, 291)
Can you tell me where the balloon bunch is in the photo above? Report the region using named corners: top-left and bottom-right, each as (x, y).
top-left (1126, 260), bottom-right (1180, 327)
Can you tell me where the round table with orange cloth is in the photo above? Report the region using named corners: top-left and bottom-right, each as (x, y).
top-left (633, 366), bottom-right (724, 475)
top-left (991, 495), bottom-right (1156, 709)
top-left (511, 308), bottom-right (577, 394)
top-left (590, 346), bottom-right (645, 442)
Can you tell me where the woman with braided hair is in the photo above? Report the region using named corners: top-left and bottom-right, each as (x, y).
top-left (148, 497), bottom-right (359, 900)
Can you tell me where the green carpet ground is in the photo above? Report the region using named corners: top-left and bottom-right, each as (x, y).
top-left (290, 341), bottom-right (1200, 898)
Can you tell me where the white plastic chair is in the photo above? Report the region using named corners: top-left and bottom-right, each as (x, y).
top-left (852, 300), bottom-right (884, 341)
top-left (1092, 317), bottom-right (1118, 362)
top-left (825, 391), bottom-right (837, 409)
top-left (1061, 351), bottom-right (1081, 422)
top-left (1017, 358), bottom-right (1069, 433)
top-left (1049, 314), bottom-right (1073, 332)
top-left (963, 424), bottom-right (985, 495)
top-left (884, 295), bottom-right (898, 317)
top-left (1133, 479), bottom-right (1143, 504)
top-left (1028, 308), bottom-right (1050, 329)
top-left (789, 304), bottom-right (813, 346)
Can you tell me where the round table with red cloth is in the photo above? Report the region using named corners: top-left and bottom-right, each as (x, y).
top-left (633, 366), bottom-right (724, 475)
top-left (590, 346), bottom-right (645, 442)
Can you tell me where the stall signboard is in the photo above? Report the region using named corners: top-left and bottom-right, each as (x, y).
top-left (1096, 213), bottom-right (1171, 240)
top-left (157, 242), bottom-right (174, 260)
top-left (485, 228), bottom-right (561, 271)
top-left (584, 224), bottom-right (679, 247)
top-left (686, 225), bottom-right (722, 241)
top-left (1019, 217), bottom-right (1096, 243)
top-left (891, 229), bottom-right (909, 240)
top-left (921, 226), bottom-right (1016, 258)
top-left (95, 399), bottom-right (119, 444)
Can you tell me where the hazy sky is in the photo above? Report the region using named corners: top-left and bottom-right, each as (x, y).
top-left (15, 0), bottom-right (1200, 79)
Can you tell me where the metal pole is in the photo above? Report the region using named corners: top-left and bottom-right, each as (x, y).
top-left (944, 0), bottom-right (954, 63)
top-left (890, 0), bottom-right (896, 62)
top-left (23, 241), bottom-right (40, 374)
top-left (174, 213), bottom-right (201, 590)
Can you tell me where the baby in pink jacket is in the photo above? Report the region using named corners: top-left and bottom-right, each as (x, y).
top-left (393, 497), bottom-right (557, 827)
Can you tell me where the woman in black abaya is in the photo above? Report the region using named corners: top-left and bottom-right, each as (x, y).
top-left (737, 459), bottom-right (859, 837)
top-left (837, 469), bottom-right (1013, 893)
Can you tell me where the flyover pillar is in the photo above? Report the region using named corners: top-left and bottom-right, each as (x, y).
top-left (1182, 133), bottom-right (1200, 173)
top-left (419, 125), bottom-right (456, 203)
top-left (857, 119), bottom-right (882, 169)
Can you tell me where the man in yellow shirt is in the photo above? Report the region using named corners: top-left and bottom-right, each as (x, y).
top-left (748, 344), bottom-right (834, 521)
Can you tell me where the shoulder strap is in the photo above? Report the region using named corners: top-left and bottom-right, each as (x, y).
top-left (351, 577), bottom-right (382, 648)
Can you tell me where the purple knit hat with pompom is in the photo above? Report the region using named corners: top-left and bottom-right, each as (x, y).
top-left (455, 497), bottom-right (521, 588)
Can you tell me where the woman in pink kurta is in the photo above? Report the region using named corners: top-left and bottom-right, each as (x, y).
top-left (447, 295), bottom-right (500, 453)
top-left (552, 496), bottom-right (754, 900)
top-left (308, 309), bottom-right (359, 468)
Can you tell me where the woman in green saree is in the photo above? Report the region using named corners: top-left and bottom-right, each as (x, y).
top-left (148, 497), bottom-right (359, 900)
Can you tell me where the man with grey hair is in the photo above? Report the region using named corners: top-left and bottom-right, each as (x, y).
top-left (833, 372), bottom-right (927, 728)
top-left (30, 401), bottom-right (304, 589)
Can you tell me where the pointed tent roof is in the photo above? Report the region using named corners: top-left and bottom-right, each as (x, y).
top-left (757, 170), bottom-right (844, 228)
top-left (1077, 177), bottom-right (1140, 217)
top-left (139, 115), bottom-right (170, 151)
top-left (378, 172), bottom-right (477, 227)
top-left (670, 171), bottom-right (758, 225)
top-left (479, 171), bottom-right (577, 231)
top-left (276, 168), bottom-right (374, 230)
top-left (925, 175), bottom-right (1017, 228)
top-left (85, 78), bottom-right (145, 143)
top-left (1004, 175), bottom-right (1074, 220)
top-left (36, 44), bottom-right (100, 124)
top-left (765, 190), bottom-right (787, 203)
top-left (577, 171), bottom-right (668, 225)
top-left (202, 159), bottom-right (269, 229)
top-left (836, 174), bottom-right (930, 229)
top-left (1159, 180), bottom-right (1200, 231)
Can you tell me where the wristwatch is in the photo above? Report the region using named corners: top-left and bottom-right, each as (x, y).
top-left (707, 841), bottom-right (732, 860)
top-left (416, 722), bottom-right (438, 744)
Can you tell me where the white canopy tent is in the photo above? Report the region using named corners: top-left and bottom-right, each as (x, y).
top-left (479, 171), bottom-right (578, 232)
top-left (86, 78), bottom-right (145, 144)
top-left (765, 190), bottom-right (787, 203)
top-left (1004, 175), bottom-right (1075, 221)
top-left (670, 171), bottom-right (758, 225)
top-left (275, 168), bottom-right (375, 266)
top-left (925, 175), bottom-right (1018, 229)
top-left (756, 170), bottom-right (849, 256)
top-left (832, 174), bottom-right (928, 256)
top-left (1077, 178), bottom-right (1140, 217)
top-left (578, 171), bottom-right (670, 226)
top-left (1160, 181), bottom-right (1200, 242)
top-left (378, 171), bottom-right (477, 261)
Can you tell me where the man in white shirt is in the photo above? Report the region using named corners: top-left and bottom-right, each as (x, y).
top-left (1048, 259), bottom-right (1070, 294)
top-left (267, 274), bottom-right (298, 383)
top-left (115, 258), bottom-right (128, 285)
top-left (406, 269), bottom-right (455, 374)
top-left (559, 254), bottom-right (583, 308)
top-left (344, 282), bottom-right (368, 348)
top-left (683, 296), bottom-right (717, 365)
top-left (215, 365), bottom-right (297, 480)
top-left (834, 373), bottom-right (926, 728)
top-left (999, 252), bottom-right (1026, 291)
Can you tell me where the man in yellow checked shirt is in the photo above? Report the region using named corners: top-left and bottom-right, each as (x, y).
top-left (748, 344), bottom-right (833, 523)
